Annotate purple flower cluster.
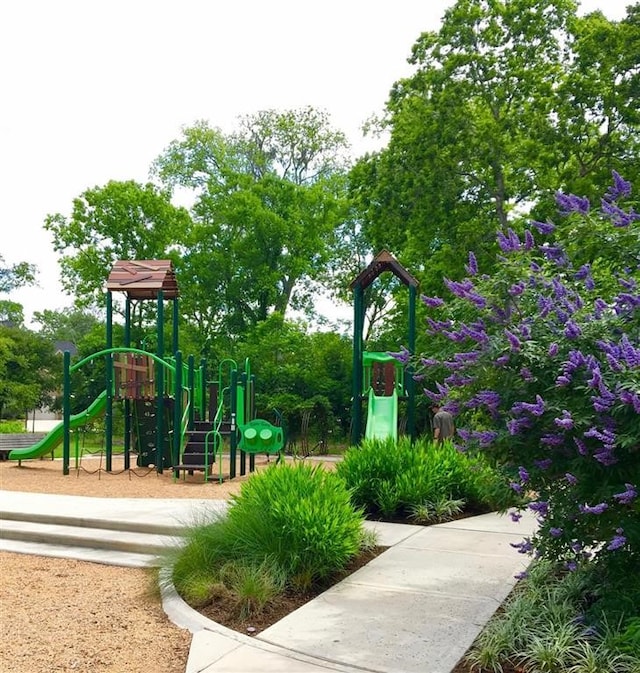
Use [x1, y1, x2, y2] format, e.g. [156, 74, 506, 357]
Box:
[556, 191, 590, 215]
[612, 483, 637, 505]
[600, 199, 640, 228]
[511, 395, 545, 417]
[579, 502, 608, 515]
[415, 171, 638, 566]
[605, 170, 632, 201]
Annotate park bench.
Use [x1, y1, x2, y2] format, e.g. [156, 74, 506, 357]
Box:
[0, 433, 49, 461]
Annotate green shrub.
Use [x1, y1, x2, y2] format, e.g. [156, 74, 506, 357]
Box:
[226, 461, 365, 589]
[336, 437, 515, 519]
[171, 462, 368, 603]
[615, 618, 640, 657]
[0, 420, 25, 433]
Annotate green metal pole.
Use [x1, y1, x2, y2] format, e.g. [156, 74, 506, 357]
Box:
[229, 369, 238, 479]
[248, 374, 256, 473]
[239, 372, 247, 476]
[172, 297, 179, 354]
[105, 291, 113, 472]
[187, 355, 195, 430]
[124, 298, 131, 470]
[408, 284, 417, 444]
[351, 286, 364, 446]
[63, 351, 71, 475]
[173, 350, 182, 475]
[156, 291, 165, 473]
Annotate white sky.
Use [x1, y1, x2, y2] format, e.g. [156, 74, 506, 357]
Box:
[0, 0, 630, 327]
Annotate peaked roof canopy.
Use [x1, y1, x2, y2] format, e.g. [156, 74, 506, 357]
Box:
[349, 249, 419, 291]
[106, 260, 179, 300]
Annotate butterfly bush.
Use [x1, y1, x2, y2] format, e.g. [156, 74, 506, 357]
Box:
[410, 171, 639, 571]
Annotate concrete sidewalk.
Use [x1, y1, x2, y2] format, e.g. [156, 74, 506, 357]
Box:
[0, 490, 537, 673]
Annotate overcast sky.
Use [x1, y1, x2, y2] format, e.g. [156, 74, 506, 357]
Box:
[0, 0, 631, 326]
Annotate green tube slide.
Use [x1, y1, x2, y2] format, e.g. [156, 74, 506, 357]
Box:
[8, 391, 108, 461]
[365, 388, 398, 442]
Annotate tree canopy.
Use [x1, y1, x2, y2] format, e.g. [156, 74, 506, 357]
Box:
[350, 0, 640, 301]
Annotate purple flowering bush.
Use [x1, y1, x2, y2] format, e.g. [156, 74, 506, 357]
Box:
[412, 171, 639, 581]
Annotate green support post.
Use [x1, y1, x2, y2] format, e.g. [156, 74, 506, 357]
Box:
[408, 284, 416, 444]
[124, 298, 131, 470]
[105, 291, 113, 472]
[229, 369, 238, 479]
[155, 291, 165, 472]
[63, 350, 71, 475]
[239, 372, 247, 476]
[173, 350, 182, 475]
[351, 285, 364, 446]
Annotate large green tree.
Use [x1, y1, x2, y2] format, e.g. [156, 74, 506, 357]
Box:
[0, 325, 59, 420]
[44, 180, 192, 313]
[152, 107, 352, 347]
[351, 0, 640, 300]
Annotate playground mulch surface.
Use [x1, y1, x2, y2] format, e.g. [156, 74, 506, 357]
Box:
[0, 454, 339, 673]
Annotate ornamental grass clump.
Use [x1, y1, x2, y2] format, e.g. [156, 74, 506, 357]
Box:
[464, 560, 639, 673]
[171, 461, 369, 613]
[336, 436, 514, 519]
[225, 461, 366, 590]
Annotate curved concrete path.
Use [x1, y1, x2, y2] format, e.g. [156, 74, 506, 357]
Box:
[0, 490, 537, 673]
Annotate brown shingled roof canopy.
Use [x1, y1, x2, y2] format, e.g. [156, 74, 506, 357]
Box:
[106, 260, 179, 300]
[349, 249, 418, 291]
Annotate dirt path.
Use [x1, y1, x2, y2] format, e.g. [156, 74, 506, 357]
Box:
[0, 454, 266, 673]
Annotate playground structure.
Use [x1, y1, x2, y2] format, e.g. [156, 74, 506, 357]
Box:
[6, 251, 420, 473]
[350, 250, 419, 445]
[6, 260, 284, 480]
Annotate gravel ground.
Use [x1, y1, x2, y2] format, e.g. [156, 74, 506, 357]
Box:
[0, 453, 279, 673]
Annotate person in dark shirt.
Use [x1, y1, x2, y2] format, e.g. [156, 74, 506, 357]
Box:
[431, 404, 455, 442]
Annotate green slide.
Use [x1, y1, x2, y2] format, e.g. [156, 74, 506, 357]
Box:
[8, 391, 108, 461]
[365, 388, 398, 442]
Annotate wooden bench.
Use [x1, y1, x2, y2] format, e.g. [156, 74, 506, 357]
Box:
[0, 433, 49, 460]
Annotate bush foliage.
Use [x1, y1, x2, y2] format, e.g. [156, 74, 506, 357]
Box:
[335, 437, 516, 518]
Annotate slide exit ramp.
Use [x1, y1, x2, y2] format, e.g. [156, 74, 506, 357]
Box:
[7, 392, 108, 462]
[365, 388, 398, 442]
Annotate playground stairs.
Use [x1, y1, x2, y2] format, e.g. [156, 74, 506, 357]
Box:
[173, 419, 230, 477]
[0, 498, 189, 567]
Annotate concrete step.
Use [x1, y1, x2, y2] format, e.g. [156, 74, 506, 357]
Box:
[0, 537, 161, 567]
[0, 501, 192, 567]
[0, 508, 185, 536]
[0, 518, 182, 555]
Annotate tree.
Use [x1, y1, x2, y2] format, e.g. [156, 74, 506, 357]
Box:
[0, 325, 59, 420]
[43, 180, 192, 313]
[33, 308, 102, 344]
[0, 254, 37, 295]
[0, 300, 25, 327]
[351, 0, 640, 299]
[152, 108, 352, 342]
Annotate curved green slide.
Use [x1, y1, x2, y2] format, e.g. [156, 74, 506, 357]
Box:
[365, 388, 398, 441]
[8, 391, 108, 461]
